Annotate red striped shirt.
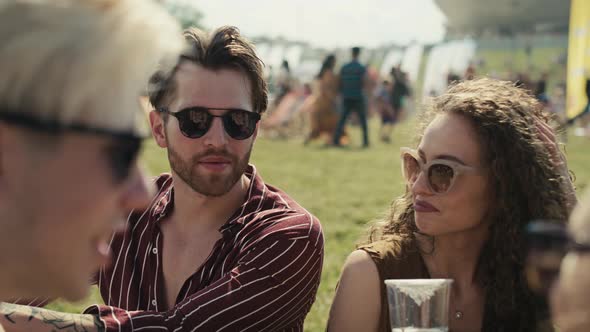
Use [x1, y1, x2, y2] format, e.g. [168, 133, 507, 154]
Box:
[84, 165, 324, 331]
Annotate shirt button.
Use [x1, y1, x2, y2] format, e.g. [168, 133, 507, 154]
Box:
[152, 248, 158, 254]
[151, 299, 157, 306]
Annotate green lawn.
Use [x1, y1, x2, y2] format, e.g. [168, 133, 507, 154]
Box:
[47, 118, 589, 331]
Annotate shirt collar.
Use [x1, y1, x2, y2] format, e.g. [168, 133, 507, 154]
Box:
[151, 182, 174, 222]
[220, 164, 265, 231]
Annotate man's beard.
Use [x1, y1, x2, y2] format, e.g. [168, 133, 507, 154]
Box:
[167, 144, 252, 197]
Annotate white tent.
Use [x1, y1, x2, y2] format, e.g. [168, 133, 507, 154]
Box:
[292, 59, 322, 85]
[255, 43, 272, 65]
[400, 43, 424, 83]
[283, 44, 304, 69]
[422, 39, 476, 98]
[267, 44, 287, 69]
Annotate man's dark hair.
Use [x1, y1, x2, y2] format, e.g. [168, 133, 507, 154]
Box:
[351, 47, 361, 58]
[149, 26, 268, 114]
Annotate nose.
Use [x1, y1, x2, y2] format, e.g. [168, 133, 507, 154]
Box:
[411, 170, 432, 197]
[203, 117, 228, 148]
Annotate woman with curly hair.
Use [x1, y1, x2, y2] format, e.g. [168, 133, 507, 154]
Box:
[327, 78, 577, 332]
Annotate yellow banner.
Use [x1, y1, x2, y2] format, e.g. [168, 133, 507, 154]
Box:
[567, 0, 590, 119]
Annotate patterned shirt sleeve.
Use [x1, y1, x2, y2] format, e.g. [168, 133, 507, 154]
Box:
[84, 212, 324, 332]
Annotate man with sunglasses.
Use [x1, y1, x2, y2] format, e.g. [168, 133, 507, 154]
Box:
[3, 26, 324, 332]
[85, 26, 323, 331]
[0, 0, 183, 330]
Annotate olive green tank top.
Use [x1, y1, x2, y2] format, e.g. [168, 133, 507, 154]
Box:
[357, 239, 556, 332]
[357, 239, 430, 332]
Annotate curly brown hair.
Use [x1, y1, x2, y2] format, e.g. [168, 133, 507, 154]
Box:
[367, 78, 570, 331]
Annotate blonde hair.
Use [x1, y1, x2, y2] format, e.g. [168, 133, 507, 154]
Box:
[0, 0, 183, 135]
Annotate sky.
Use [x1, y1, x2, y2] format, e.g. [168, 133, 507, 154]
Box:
[189, 0, 447, 48]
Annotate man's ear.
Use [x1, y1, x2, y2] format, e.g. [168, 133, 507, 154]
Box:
[149, 111, 168, 148]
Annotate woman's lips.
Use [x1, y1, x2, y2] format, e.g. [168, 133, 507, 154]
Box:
[414, 199, 439, 213]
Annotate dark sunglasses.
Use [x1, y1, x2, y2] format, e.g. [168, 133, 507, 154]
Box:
[400, 147, 481, 194]
[525, 220, 590, 295]
[0, 111, 143, 184]
[158, 107, 260, 140]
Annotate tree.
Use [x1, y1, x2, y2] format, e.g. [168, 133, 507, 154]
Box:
[160, 0, 204, 30]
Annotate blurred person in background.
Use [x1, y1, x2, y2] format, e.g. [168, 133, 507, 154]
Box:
[388, 66, 411, 141]
[303, 54, 342, 145]
[273, 59, 293, 108]
[2, 26, 324, 332]
[535, 72, 549, 103]
[333, 46, 369, 148]
[0, 0, 182, 330]
[515, 72, 535, 93]
[464, 62, 476, 80]
[447, 72, 462, 86]
[567, 75, 590, 136]
[328, 78, 576, 332]
[374, 80, 394, 143]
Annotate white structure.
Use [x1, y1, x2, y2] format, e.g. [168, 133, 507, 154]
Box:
[293, 59, 322, 84]
[422, 39, 476, 98]
[267, 44, 287, 69]
[400, 43, 424, 83]
[283, 44, 304, 69]
[255, 43, 272, 64]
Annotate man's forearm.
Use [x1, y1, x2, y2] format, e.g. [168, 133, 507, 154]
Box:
[0, 303, 104, 332]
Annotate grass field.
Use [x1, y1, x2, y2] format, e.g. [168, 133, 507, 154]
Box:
[47, 118, 590, 331]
